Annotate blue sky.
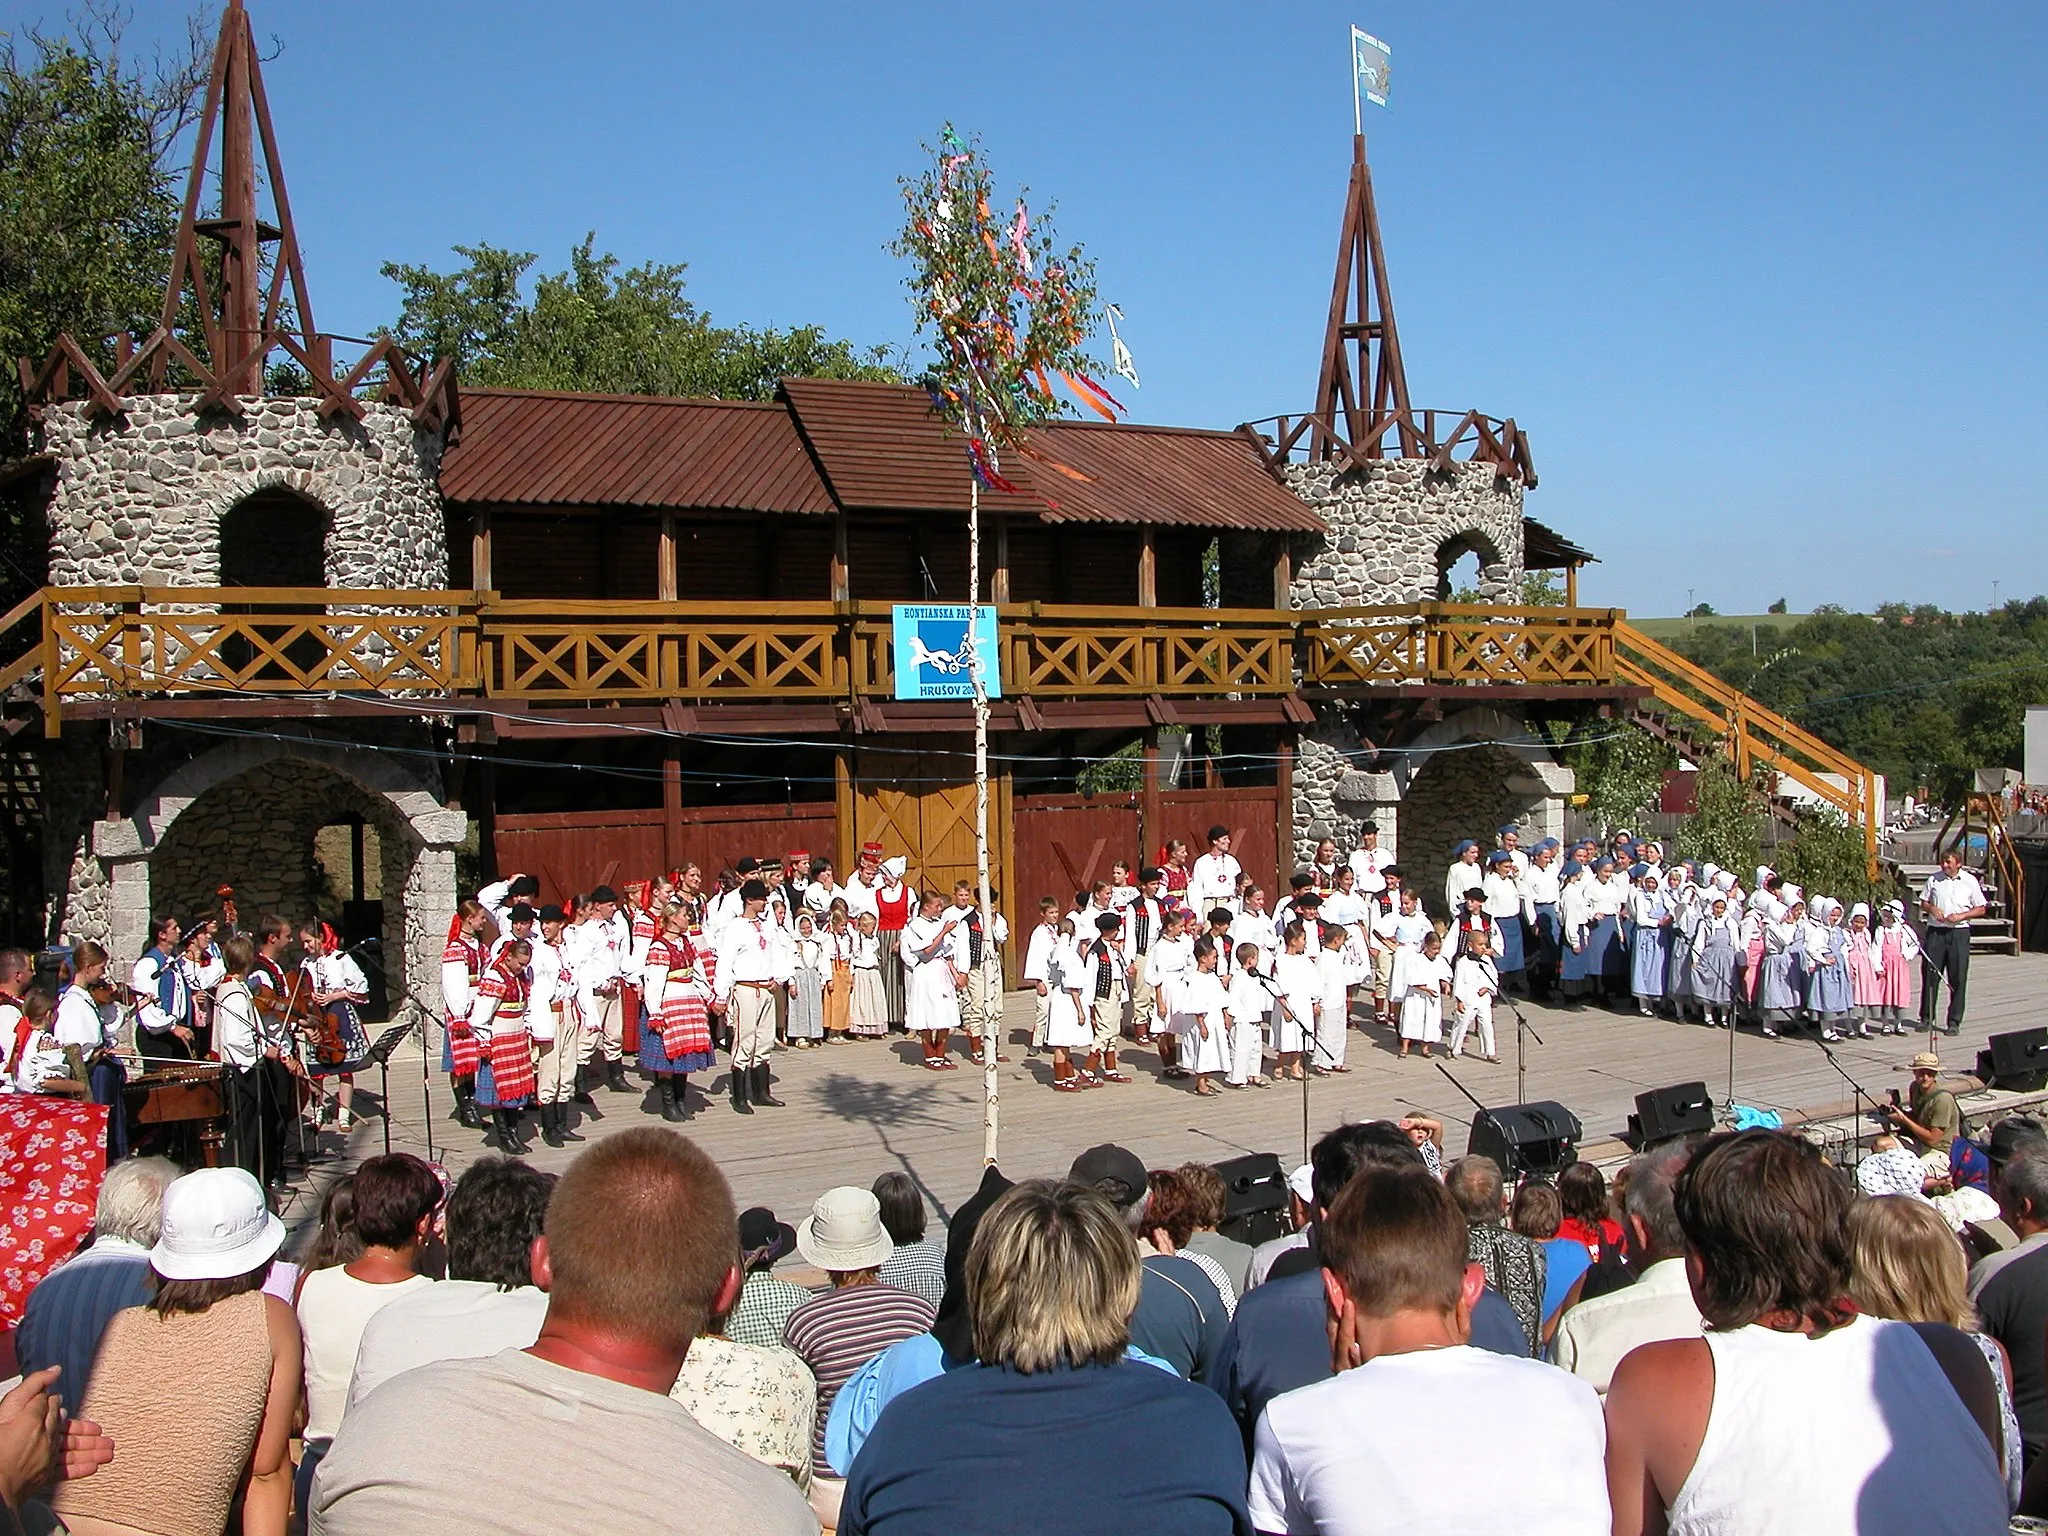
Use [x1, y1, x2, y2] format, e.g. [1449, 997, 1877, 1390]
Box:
[13, 1, 2045, 613]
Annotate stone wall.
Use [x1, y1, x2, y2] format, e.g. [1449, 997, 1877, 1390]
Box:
[41, 395, 447, 589]
[1285, 459, 1524, 608]
[1292, 710, 1397, 871]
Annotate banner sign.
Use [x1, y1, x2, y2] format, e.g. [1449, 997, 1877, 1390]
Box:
[892, 604, 1002, 701]
[1353, 26, 1392, 117]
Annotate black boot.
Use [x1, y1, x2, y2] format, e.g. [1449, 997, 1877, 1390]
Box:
[750, 1063, 785, 1109]
[493, 1107, 529, 1156]
[674, 1074, 693, 1121]
[730, 1066, 753, 1115]
[453, 1077, 481, 1130]
[605, 1060, 632, 1094]
[540, 1103, 564, 1148]
[557, 1102, 586, 1142]
[571, 1065, 596, 1107]
[658, 1075, 686, 1122]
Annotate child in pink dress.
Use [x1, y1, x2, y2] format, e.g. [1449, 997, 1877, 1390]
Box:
[1845, 903, 1883, 1039]
[1871, 899, 1920, 1035]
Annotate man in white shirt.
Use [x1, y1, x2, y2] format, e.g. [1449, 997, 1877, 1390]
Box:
[569, 886, 630, 1100]
[1346, 822, 1390, 896]
[947, 881, 1009, 1062]
[347, 1157, 554, 1409]
[1248, 1163, 1608, 1535]
[1189, 826, 1244, 916]
[1552, 1143, 1701, 1395]
[1919, 852, 1988, 1035]
[1019, 898, 1062, 1056]
[713, 879, 790, 1115]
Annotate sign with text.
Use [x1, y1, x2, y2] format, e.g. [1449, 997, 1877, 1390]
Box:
[892, 604, 1002, 701]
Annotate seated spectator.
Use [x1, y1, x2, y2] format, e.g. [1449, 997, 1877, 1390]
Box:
[1972, 1132, 2048, 1298]
[842, 1179, 1252, 1536]
[55, 1168, 300, 1536]
[672, 1292, 818, 1494]
[727, 1206, 813, 1349]
[1176, 1163, 1255, 1298]
[1604, 1130, 2005, 1535]
[1552, 1144, 1702, 1394]
[1244, 1164, 1315, 1289]
[1556, 1161, 1624, 1261]
[1973, 1147, 2048, 1462]
[16, 1156, 178, 1413]
[289, 1176, 362, 1304]
[1850, 1193, 2022, 1512]
[1510, 1179, 1590, 1344]
[873, 1171, 946, 1310]
[346, 1156, 555, 1408]
[1447, 1155, 1546, 1351]
[781, 1187, 935, 1502]
[1214, 1122, 1529, 1446]
[295, 1154, 441, 1516]
[1248, 1164, 1608, 1535]
[310, 1128, 815, 1534]
[1068, 1145, 1227, 1381]
[1143, 1168, 1238, 1314]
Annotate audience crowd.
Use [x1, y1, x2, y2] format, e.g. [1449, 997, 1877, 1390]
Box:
[3, 1106, 2046, 1534]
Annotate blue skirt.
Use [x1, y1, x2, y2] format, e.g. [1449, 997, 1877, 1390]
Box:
[1591, 915, 1627, 980]
[1560, 925, 1595, 983]
[473, 1055, 531, 1110]
[1495, 915, 1526, 974]
[639, 1032, 715, 1074]
[1631, 925, 1669, 996]
[1531, 905, 1561, 973]
[1807, 953, 1852, 1014]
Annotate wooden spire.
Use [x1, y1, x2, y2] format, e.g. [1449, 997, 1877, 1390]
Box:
[162, 0, 323, 395]
[1311, 135, 1417, 461]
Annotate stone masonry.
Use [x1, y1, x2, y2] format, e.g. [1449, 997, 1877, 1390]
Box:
[41, 395, 447, 589]
[1285, 459, 1523, 608]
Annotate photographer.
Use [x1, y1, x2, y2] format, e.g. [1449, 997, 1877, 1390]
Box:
[1883, 1051, 1961, 1169]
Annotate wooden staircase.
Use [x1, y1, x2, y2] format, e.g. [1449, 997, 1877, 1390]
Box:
[1918, 794, 2026, 955]
[1612, 621, 1882, 872]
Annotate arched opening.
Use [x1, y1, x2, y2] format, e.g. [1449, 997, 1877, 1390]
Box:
[218, 486, 330, 678]
[1435, 530, 1503, 603]
[1399, 741, 1538, 920]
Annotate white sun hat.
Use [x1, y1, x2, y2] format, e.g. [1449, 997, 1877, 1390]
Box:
[150, 1167, 286, 1282]
[795, 1186, 895, 1272]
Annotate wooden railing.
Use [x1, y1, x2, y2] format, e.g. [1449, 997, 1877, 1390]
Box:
[1302, 603, 1616, 687]
[1613, 621, 1881, 869]
[479, 601, 845, 700]
[1240, 407, 1536, 485]
[1936, 793, 2025, 935]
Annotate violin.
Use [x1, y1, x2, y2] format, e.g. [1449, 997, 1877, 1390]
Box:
[260, 978, 350, 1066]
[84, 978, 118, 1007]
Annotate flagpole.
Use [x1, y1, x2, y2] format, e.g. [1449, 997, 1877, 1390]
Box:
[969, 466, 999, 1167]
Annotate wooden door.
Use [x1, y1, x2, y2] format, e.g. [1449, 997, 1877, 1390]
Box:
[854, 747, 1016, 980]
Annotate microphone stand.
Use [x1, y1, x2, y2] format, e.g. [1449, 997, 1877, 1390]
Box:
[350, 943, 438, 1165]
[1504, 998, 1543, 1107]
[1433, 1058, 1510, 1164]
[1812, 1035, 1880, 1162]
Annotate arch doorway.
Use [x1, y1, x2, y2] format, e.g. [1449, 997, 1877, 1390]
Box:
[1400, 741, 1541, 921]
[1434, 529, 1508, 604]
[219, 486, 330, 678]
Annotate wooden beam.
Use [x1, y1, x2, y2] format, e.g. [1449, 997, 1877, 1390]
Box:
[471, 508, 492, 593]
[658, 514, 678, 603]
[662, 739, 684, 871]
[1141, 727, 1162, 864]
[1272, 538, 1292, 610]
[1138, 526, 1157, 608]
[835, 747, 855, 883]
[1566, 562, 1580, 608]
[831, 511, 850, 604]
[1275, 731, 1295, 884]
[990, 519, 1010, 605]
[476, 754, 500, 885]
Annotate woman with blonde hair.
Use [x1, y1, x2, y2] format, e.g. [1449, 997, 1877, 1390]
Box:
[1848, 1194, 2021, 1511]
[838, 1179, 1249, 1535]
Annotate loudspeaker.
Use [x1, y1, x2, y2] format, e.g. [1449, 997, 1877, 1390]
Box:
[1987, 1028, 2048, 1092]
[1212, 1152, 1291, 1247]
[1466, 1101, 1583, 1180]
[1630, 1081, 1715, 1147]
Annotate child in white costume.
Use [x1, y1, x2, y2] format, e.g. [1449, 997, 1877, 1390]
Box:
[1449, 929, 1501, 1062]
[1393, 930, 1452, 1060]
[1173, 938, 1232, 1096]
[1269, 923, 1321, 1082]
[1226, 942, 1272, 1087]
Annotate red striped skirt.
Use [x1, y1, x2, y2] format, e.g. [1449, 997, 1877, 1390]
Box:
[481, 1028, 536, 1105]
[660, 988, 711, 1062]
[446, 1015, 480, 1077]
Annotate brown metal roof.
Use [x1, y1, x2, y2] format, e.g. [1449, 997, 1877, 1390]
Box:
[776, 377, 1045, 516]
[439, 388, 833, 513]
[1025, 420, 1324, 533]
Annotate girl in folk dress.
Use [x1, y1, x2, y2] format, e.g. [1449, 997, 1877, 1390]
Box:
[1044, 920, 1095, 1092]
[639, 902, 715, 1122]
[1174, 938, 1233, 1098]
[1689, 894, 1741, 1028]
[1629, 865, 1672, 1017]
[1270, 923, 1321, 1083]
[1226, 941, 1271, 1088]
[1145, 910, 1195, 1080]
[785, 912, 825, 1048]
[849, 912, 887, 1038]
[1873, 900, 1922, 1034]
[1758, 897, 1806, 1038]
[821, 904, 854, 1040]
[902, 891, 964, 1070]
[1556, 863, 1597, 1005]
[299, 920, 372, 1132]
[1665, 867, 1702, 1022]
[1393, 929, 1453, 1061]
[1845, 902, 1883, 1038]
[873, 858, 915, 1029]
[471, 938, 537, 1155]
[1802, 895, 1851, 1042]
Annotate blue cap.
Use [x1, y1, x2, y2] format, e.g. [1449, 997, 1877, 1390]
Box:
[1593, 856, 1616, 872]
[1496, 823, 1520, 837]
[1451, 838, 1477, 856]
[1535, 837, 1560, 853]
[1485, 849, 1513, 866]
[1630, 863, 1653, 881]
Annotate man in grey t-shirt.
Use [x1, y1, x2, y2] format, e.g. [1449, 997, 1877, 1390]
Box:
[312, 1130, 816, 1535]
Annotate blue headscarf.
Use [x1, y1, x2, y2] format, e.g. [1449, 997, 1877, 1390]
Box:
[1451, 839, 1478, 858]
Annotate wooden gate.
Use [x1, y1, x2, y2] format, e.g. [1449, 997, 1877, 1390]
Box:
[1012, 793, 1141, 909]
[496, 802, 835, 906]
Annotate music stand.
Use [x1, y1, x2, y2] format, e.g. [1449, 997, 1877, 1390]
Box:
[364, 1021, 418, 1158]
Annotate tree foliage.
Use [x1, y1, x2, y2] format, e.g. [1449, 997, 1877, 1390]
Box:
[1565, 721, 1674, 834]
[1677, 752, 1765, 879]
[1667, 601, 2048, 805]
[380, 236, 903, 401]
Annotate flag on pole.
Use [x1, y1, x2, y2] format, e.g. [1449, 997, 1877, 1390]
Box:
[1352, 26, 1392, 123]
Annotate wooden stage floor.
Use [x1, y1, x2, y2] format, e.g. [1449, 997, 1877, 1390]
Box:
[284, 951, 2048, 1235]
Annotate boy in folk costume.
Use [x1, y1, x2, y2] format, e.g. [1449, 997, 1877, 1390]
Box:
[1311, 922, 1360, 1075]
[640, 900, 716, 1122]
[470, 937, 537, 1155]
[949, 880, 1009, 1064]
[1270, 923, 1321, 1082]
[1872, 900, 1921, 1034]
[1083, 912, 1132, 1084]
[299, 920, 371, 1131]
[1366, 867, 1409, 1025]
[440, 900, 493, 1131]
[714, 878, 792, 1113]
[1226, 941, 1273, 1087]
[1121, 869, 1169, 1044]
[529, 904, 585, 1147]
[1450, 884, 1502, 965]
[1044, 918, 1095, 1092]
[1449, 927, 1501, 1063]
[1020, 897, 1062, 1056]
[1392, 929, 1452, 1061]
[1173, 937, 1232, 1098]
[1145, 908, 1195, 1079]
[848, 911, 887, 1038]
[566, 884, 631, 1097]
[902, 890, 966, 1072]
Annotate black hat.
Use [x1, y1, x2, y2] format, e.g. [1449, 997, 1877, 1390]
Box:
[507, 903, 536, 926]
[506, 875, 540, 899]
[735, 857, 761, 876]
[1139, 867, 1165, 884]
[538, 904, 566, 924]
[737, 1206, 797, 1268]
[740, 878, 770, 903]
[1361, 821, 1379, 835]
[1069, 1144, 1148, 1209]
[1095, 912, 1122, 933]
[1988, 1116, 2048, 1170]
[589, 884, 619, 905]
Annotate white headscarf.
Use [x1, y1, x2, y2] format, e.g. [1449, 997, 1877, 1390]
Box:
[881, 855, 907, 881]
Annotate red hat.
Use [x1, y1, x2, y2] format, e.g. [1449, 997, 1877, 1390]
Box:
[787, 849, 810, 861]
[860, 842, 884, 857]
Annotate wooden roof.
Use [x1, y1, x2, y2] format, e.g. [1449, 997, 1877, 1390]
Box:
[438, 378, 1327, 534]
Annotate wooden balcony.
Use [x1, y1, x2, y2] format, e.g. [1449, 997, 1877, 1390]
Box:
[0, 587, 1639, 733]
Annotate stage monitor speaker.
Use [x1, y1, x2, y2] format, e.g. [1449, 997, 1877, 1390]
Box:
[1212, 1152, 1291, 1248]
[1466, 1101, 1583, 1180]
[1631, 1081, 1715, 1147]
[1987, 1028, 2048, 1092]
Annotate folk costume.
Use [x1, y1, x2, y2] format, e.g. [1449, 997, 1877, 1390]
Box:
[715, 907, 791, 1113]
[470, 953, 537, 1154]
[848, 925, 887, 1038]
[1449, 949, 1500, 1062]
[440, 918, 488, 1128]
[640, 926, 715, 1122]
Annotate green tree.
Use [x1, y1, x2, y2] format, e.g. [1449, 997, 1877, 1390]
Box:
[1565, 722, 1674, 833]
[1767, 598, 1789, 614]
[1686, 601, 1716, 618]
[381, 236, 903, 400]
[1676, 752, 1764, 877]
[1777, 804, 1884, 910]
[1520, 570, 1566, 606]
